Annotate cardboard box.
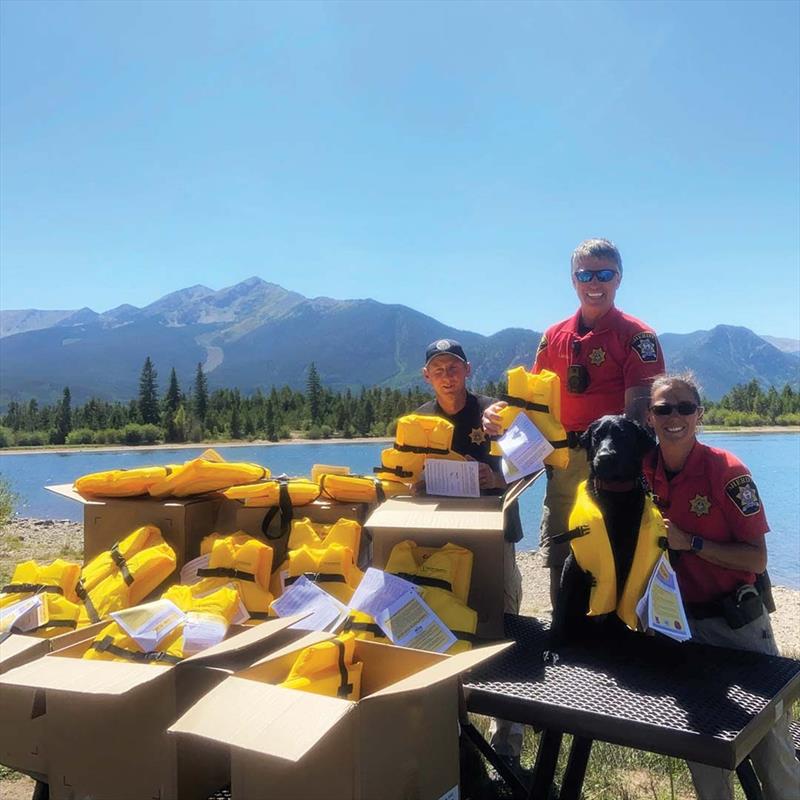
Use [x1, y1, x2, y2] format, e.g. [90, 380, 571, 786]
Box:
[0, 616, 305, 799]
[46, 483, 222, 572]
[169, 635, 509, 800]
[365, 474, 541, 638]
[0, 623, 105, 778]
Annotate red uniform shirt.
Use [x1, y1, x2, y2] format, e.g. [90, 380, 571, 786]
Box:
[643, 441, 769, 604]
[533, 306, 664, 433]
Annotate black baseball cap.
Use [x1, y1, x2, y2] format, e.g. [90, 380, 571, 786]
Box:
[424, 338, 468, 367]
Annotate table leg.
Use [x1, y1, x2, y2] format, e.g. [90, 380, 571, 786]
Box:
[559, 736, 593, 800]
[529, 729, 563, 800]
[460, 722, 530, 799]
[736, 758, 765, 800]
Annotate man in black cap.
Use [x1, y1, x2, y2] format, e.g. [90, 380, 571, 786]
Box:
[417, 338, 525, 767]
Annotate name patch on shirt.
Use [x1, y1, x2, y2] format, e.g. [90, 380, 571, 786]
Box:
[725, 475, 762, 516]
[631, 331, 659, 362]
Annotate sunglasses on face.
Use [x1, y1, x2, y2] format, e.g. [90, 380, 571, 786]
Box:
[650, 402, 701, 416]
[573, 268, 618, 283]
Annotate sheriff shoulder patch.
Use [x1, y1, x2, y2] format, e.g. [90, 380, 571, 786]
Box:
[631, 331, 659, 362]
[725, 474, 762, 516]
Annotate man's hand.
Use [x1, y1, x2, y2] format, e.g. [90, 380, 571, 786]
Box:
[482, 401, 507, 437]
[410, 479, 426, 496]
[664, 519, 691, 551]
[466, 455, 501, 490]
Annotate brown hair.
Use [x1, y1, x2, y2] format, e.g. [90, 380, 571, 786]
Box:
[650, 372, 703, 406]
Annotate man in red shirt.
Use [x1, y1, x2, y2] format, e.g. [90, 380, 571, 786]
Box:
[485, 238, 665, 606]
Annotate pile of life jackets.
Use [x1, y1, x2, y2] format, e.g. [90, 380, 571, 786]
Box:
[488, 367, 569, 469]
[318, 472, 407, 504]
[74, 449, 269, 499]
[270, 517, 364, 604]
[372, 414, 464, 488]
[279, 633, 362, 700]
[84, 584, 240, 665]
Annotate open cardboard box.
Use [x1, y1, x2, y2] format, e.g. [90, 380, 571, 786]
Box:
[0, 615, 306, 800]
[0, 623, 105, 778]
[365, 472, 543, 639]
[169, 634, 510, 800]
[46, 483, 222, 572]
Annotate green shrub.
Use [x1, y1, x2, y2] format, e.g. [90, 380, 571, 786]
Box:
[122, 423, 162, 445]
[0, 475, 16, 526]
[0, 427, 14, 448]
[93, 428, 124, 444]
[66, 428, 95, 445]
[15, 430, 51, 446]
[776, 413, 800, 426]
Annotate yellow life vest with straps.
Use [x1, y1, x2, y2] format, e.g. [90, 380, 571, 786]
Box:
[279, 633, 363, 700]
[340, 610, 387, 642]
[318, 473, 406, 504]
[288, 517, 362, 558]
[77, 542, 177, 625]
[74, 466, 171, 498]
[488, 367, 569, 469]
[567, 481, 666, 630]
[80, 525, 165, 594]
[0, 559, 82, 637]
[148, 449, 269, 498]
[195, 533, 274, 617]
[276, 543, 363, 603]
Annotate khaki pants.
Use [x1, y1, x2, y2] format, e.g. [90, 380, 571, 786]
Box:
[687, 613, 800, 800]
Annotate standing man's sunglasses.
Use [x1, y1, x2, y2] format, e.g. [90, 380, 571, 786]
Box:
[650, 402, 701, 416]
[573, 269, 619, 283]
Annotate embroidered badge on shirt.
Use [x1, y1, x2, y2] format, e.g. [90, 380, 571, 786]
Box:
[631, 331, 659, 363]
[689, 494, 711, 516]
[725, 475, 762, 516]
[588, 347, 606, 367]
[469, 427, 486, 445]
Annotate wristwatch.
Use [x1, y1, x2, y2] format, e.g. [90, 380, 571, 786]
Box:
[690, 535, 705, 552]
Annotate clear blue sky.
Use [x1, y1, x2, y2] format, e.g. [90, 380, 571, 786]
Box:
[1, 0, 798, 338]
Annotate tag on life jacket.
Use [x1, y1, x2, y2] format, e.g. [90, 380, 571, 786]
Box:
[375, 590, 457, 654]
[180, 554, 211, 585]
[111, 599, 186, 651]
[0, 595, 47, 633]
[182, 612, 229, 655]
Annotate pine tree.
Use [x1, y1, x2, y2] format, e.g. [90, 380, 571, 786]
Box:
[307, 362, 323, 425]
[230, 390, 242, 439]
[162, 368, 182, 442]
[193, 363, 208, 429]
[55, 387, 72, 444]
[138, 357, 160, 425]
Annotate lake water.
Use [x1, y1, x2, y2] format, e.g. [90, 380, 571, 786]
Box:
[1, 433, 798, 587]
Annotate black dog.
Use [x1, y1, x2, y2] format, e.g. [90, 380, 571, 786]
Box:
[550, 415, 657, 648]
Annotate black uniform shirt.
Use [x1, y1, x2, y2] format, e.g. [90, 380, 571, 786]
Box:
[415, 392, 523, 543]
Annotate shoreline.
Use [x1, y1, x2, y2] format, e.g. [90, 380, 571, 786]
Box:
[1, 427, 797, 456]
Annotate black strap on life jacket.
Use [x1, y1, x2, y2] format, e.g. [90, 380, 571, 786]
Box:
[261, 479, 294, 541]
[342, 617, 384, 638]
[1, 583, 64, 595]
[197, 567, 256, 582]
[392, 572, 453, 593]
[75, 579, 101, 624]
[393, 443, 450, 456]
[110, 543, 135, 586]
[550, 525, 591, 546]
[27, 619, 78, 633]
[334, 638, 354, 699]
[373, 464, 413, 479]
[453, 629, 480, 645]
[501, 394, 551, 414]
[320, 474, 386, 504]
[285, 572, 347, 586]
[91, 635, 183, 665]
[248, 611, 271, 620]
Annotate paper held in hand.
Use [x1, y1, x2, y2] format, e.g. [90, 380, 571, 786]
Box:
[636, 553, 692, 642]
[497, 411, 554, 481]
[424, 458, 480, 498]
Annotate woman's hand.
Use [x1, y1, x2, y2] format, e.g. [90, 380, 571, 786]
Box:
[482, 401, 508, 437]
[665, 519, 692, 551]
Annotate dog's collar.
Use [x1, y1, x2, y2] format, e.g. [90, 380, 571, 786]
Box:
[593, 478, 639, 492]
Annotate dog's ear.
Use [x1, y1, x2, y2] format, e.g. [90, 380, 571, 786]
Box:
[633, 421, 656, 456]
[578, 428, 593, 456]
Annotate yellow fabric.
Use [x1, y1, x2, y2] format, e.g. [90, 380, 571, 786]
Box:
[341, 610, 386, 642]
[373, 447, 426, 484]
[319, 473, 406, 504]
[394, 414, 454, 454]
[277, 543, 363, 603]
[279, 634, 362, 700]
[223, 478, 320, 507]
[77, 542, 177, 625]
[288, 518, 362, 557]
[80, 525, 164, 594]
[488, 367, 569, 469]
[1, 559, 82, 606]
[568, 481, 665, 629]
[384, 541, 473, 604]
[75, 466, 171, 498]
[149, 449, 269, 498]
[420, 587, 477, 654]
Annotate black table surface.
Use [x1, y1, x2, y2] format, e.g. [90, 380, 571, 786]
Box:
[464, 614, 800, 770]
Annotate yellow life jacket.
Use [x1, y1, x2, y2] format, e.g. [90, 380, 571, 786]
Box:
[419, 587, 478, 654]
[318, 473, 406, 504]
[83, 621, 184, 665]
[80, 525, 165, 594]
[74, 466, 171, 498]
[77, 542, 177, 625]
[341, 610, 386, 642]
[372, 448, 466, 486]
[0, 559, 83, 637]
[488, 367, 569, 469]
[194, 533, 274, 616]
[288, 518, 362, 558]
[278, 543, 363, 603]
[384, 541, 473, 604]
[279, 634, 362, 700]
[223, 477, 320, 507]
[568, 481, 666, 630]
[161, 584, 241, 622]
[148, 449, 269, 498]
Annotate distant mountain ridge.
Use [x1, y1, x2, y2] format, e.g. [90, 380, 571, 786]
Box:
[1, 278, 798, 406]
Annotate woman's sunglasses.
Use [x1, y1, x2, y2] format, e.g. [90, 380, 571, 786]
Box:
[650, 402, 701, 416]
[574, 268, 618, 283]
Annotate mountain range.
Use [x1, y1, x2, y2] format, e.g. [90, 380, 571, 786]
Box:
[1, 278, 798, 406]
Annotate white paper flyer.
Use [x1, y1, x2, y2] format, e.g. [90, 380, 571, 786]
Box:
[497, 411, 554, 478]
[375, 589, 457, 653]
[348, 568, 420, 618]
[110, 599, 186, 651]
[271, 575, 349, 632]
[0, 595, 47, 634]
[424, 458, 480, 498]
[640, 554, 691, 642]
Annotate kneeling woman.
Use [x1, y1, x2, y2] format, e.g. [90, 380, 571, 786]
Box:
[644, 372, 799, 800]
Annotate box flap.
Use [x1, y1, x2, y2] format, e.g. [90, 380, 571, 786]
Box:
[365, 642, 513, 701]
[181, 614, 308, 666]
[45, 483, 94, 505]
[169, 677, 352, 761]
[502, 468, 545, 510]
[0, 653, 167, 695]
[365, 497, 504, 532]
[0, 634, 49, 671]
[244, 630, 333, 671]
[45, 483, 216, 508]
